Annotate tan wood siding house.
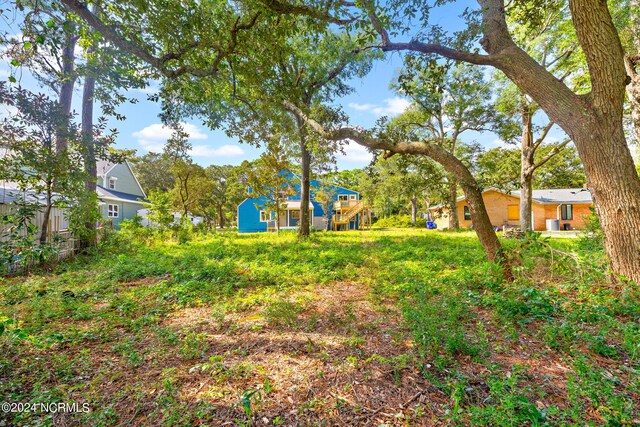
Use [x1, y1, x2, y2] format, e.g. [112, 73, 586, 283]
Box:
[431, 188, 593, 231]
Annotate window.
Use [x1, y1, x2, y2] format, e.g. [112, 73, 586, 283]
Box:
[507, 205, 520, 221]
[349, 195, 357, 200]
[108, 204, 119, 218]
[338, 195, 349, 201]
[108, 178, 116, 190]
[463, 206, 471, 220]
[561, 204, 573, 220]
[259, 210, 269, 222]
[291, 210, 300, 220]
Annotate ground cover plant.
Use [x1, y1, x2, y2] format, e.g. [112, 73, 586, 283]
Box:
[0, 229, 638, 426]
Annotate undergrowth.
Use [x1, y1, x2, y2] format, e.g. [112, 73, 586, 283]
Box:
[0, 229, 637, 426]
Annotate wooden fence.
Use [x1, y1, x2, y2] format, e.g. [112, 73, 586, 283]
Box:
[1, 229, 80, 275]
[0, 204, 70, 241]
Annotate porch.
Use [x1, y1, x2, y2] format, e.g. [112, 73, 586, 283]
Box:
[265, 201, 314, 232]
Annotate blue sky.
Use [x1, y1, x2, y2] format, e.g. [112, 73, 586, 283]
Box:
[0, 1, 572, 171]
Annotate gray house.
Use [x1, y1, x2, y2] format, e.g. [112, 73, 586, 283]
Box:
[1, 144, 146, 233]
[96, 160, 146, 228]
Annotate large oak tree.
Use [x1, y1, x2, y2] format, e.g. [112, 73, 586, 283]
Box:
[344, 0, 640, 282]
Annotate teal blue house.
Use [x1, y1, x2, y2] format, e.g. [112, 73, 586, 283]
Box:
[237, 175, 369, 233]
[96, 160, 146, 228]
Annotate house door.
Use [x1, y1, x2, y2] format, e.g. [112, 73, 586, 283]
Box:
[289, 210, 300, 227]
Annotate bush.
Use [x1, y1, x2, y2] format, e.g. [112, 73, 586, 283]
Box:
[373, 214, 419, 228]
[175, 224, 194, 244]
[577, 207, 603, 251]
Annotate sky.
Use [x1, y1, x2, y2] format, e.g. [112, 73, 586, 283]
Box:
[0, 1, 568, 171]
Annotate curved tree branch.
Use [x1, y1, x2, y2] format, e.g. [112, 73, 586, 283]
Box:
[379, 40, 498, 66]
[59, 0, 260, 79]
[361, 0, 498, 66]
[365, 0, 589, 137]
[532, 121, 555, 151]
[530, 137, 571, 173]
[258, 0, 355, 24]
[283, 101, 476, 184]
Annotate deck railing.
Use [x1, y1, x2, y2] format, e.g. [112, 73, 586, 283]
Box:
[333, 200, 360, 210]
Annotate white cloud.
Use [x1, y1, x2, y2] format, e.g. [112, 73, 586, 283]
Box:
[136, 84, 160, 95]
[487, 138, 506, 147]
[0, 105, 18, 120]
[191, 144, 244, 158]
[337, 140, 374, 164]
[348, 96, 410, 117]
[132, 122, 244, 159]
[133, 122, 208, 152]
[134, 79, 161, 96]
[349, 102, 376, 112]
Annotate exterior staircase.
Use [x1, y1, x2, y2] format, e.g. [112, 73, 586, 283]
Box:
[332, 200, 368, 230]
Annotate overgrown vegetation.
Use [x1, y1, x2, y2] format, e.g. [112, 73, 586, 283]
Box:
[1, 229, 636, 426]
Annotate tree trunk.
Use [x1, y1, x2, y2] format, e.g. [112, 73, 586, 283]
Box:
[625, 0, 640, 142]
[575, 123, 640, 282]
[297, 118, 311, 238]
[56, 29, 77, 153]
[411, 194, 417, 225]
[447, 177, 459, 229]
[218, 205, 225, 228]
[461, 182, 512, 281]
[489, 0, 640, 282]
[520, 171, 533, 231]
[520, 102, 535, 231]
[566, 1, 640, 282]
[364, 0, 640, 281]
[81, 63, 97, 248]
[39, 190, 53, 244]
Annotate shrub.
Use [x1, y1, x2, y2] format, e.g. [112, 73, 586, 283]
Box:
[373, 214, 419, 228]
[577, 207, 603, 251]
[175, 223, 194, 244]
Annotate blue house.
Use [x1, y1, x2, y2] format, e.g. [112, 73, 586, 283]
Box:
[237, 175, 370, 233]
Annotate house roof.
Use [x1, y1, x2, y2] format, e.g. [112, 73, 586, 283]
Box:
[516, 188, 593, 204]
[430, 187, 593, 210]
[282, 200, 315, 210]
[97, 185, 146, 204]
[96, 159, 147, 198]
[96, 160, 117, 177]
[0, 187, 66, 205]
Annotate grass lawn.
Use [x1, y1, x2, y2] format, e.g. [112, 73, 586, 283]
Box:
[0, 229, 638, 426]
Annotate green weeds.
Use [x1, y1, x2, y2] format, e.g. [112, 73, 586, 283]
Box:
[0, 229, 637, 426]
